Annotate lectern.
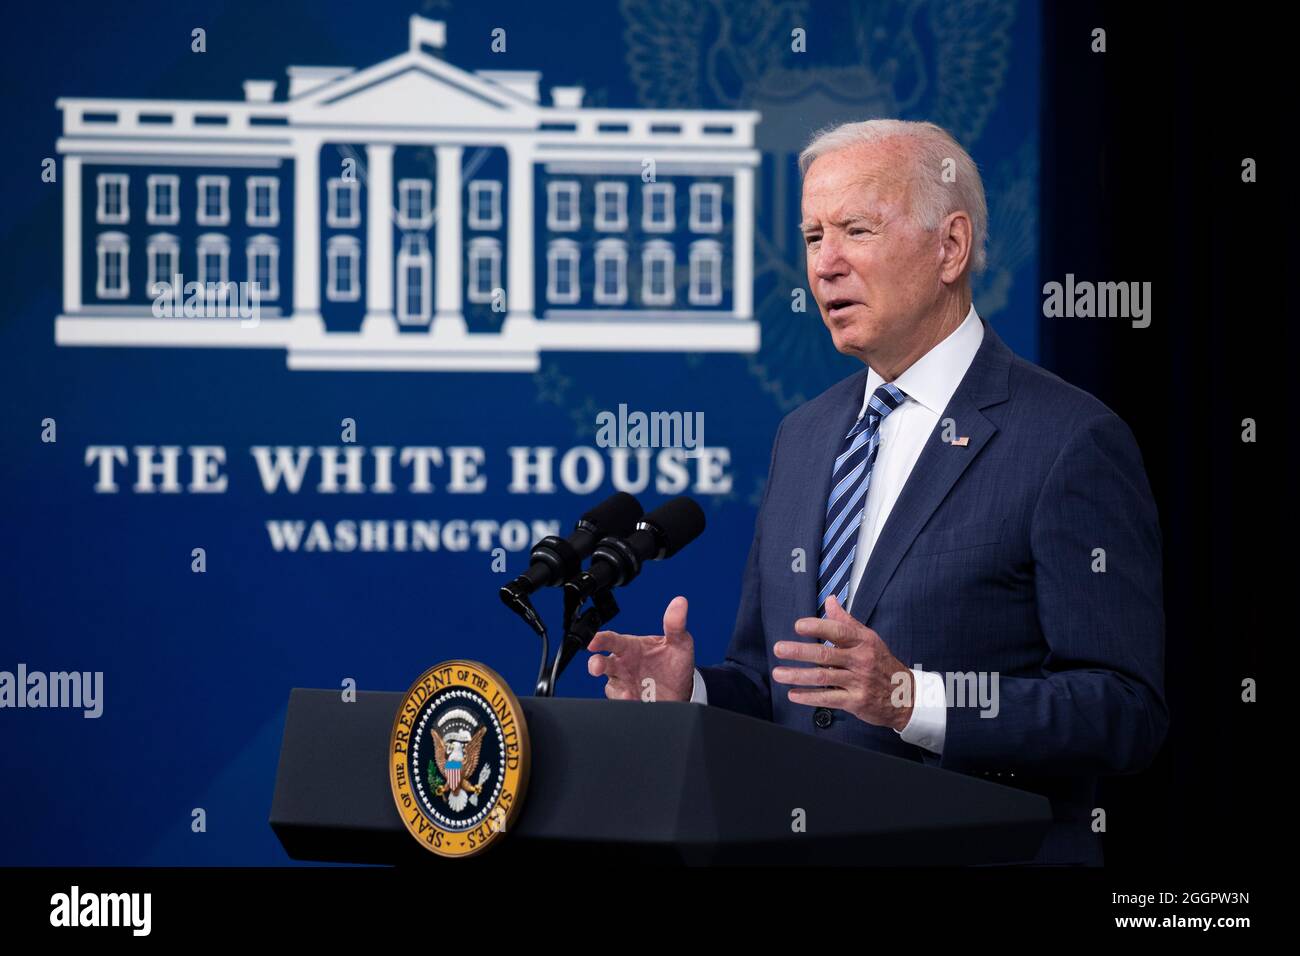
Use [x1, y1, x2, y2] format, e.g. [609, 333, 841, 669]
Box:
[270, 688, 1050, 865]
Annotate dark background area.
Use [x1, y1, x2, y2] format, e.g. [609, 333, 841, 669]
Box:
[1041, 2, 1271, 867]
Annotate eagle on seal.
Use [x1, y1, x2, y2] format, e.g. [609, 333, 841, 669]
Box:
[432, 724, 489, 812]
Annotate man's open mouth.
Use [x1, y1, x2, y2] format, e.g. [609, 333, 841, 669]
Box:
[826, 299, 859, 315]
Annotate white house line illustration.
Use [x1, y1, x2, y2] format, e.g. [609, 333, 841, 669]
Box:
[55, 15, 761, 371]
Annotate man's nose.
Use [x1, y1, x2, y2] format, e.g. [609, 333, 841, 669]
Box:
[811, 235, 847, 279]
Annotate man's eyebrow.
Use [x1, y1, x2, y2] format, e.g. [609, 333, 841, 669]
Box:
[835, 210, 882, 225]
[798, 211, 879, 232]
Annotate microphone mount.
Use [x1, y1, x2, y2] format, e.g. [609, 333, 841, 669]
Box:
[535, 587, 620, 697]
[501, 496, 703, 697]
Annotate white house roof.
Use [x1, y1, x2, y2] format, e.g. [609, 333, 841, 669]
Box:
[286, 66, 356, 100]
[55, 15, 760, 157]
[290, 47, 535, 125]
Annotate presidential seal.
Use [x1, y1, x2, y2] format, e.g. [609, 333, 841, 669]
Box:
[389, 660, 530, 858]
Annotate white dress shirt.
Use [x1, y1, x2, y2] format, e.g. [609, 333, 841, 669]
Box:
[690, 304, 986, 757]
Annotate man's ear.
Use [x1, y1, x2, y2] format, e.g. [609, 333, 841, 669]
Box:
[939, 210, 973, 283]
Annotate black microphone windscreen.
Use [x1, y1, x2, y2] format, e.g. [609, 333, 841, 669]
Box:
[642, 497, 706, 558]
[581, 492, 643, 537]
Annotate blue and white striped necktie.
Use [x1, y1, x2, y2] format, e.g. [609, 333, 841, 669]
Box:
[817, 382, 907, 619]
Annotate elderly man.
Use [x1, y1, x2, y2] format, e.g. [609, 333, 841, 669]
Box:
[587, 119, 1168, 866]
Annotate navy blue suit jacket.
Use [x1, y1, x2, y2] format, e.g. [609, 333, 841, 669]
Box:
[700, 317, 1169, 865]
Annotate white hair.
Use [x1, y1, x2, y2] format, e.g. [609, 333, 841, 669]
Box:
[798, 119, 988, 276]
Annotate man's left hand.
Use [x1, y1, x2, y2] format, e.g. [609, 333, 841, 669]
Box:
[772, 595, 915, 731]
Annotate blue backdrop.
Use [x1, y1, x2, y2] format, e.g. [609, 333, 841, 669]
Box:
[0, 0, 1039, 864]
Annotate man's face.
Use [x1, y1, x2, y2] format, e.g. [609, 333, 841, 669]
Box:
[800, 142, 944, 361]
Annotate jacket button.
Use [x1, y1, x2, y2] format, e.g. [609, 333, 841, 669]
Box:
[813, 708, 833, 729]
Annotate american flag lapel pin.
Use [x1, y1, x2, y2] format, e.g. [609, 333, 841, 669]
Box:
[951, 436, 970, 447]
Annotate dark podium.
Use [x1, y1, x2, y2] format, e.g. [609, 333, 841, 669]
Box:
[271, 688, 1050, 865]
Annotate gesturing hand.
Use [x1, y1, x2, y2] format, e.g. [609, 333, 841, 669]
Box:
[586, 595, 696, 702]
[771, 595, 916, 730]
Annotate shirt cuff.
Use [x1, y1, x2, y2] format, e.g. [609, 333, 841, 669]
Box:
[896, 667, 946, 754]
[689, 668, 708, 704]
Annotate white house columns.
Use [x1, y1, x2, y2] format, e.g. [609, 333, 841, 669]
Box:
[362, 143, 394, 334]
[503, 140, 535, 333]
[63, 155, 82, 314]
[732, 165, 754, 320]
[433, 144, 465, 336]
[292, 136, 323, 332]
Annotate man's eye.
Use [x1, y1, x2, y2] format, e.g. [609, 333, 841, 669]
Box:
[804, 235, 821, 246]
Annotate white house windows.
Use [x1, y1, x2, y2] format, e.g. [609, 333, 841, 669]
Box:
[546, 239, 580, 305]
[96, 174, 129, 225]
[327, 235, 361, 303]
[596, 182, 628, 231]
[81, 164, 734, 316]
[246, 176, 279, 227]
[690, 182, 723, 233]
[327, 178, 360, 228]
[397, 178, 433, 230]
[689, 239, 723, 305]
[246, 235, 280, 301]
[642, 182, 675, 233]
[396, 234, 431, 322]
[468, 180, 502, 230]
[197, 176, 230, 226]
[594, 238, 628, 305]
[641, 240, 675, 306]
[95, 232, 129, 299]
[467, 237, 502, 304]
[146, 233, 178, 295]
[146, 175, 178, 226]
[531, 174, 739, 313]
[547, 181, 580, 231]
[197, 234, 230, 285]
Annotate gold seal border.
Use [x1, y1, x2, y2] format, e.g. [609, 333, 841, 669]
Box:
[388, 659, 531, 859]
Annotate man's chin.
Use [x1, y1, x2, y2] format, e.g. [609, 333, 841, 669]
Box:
[829, 331, 870, 359]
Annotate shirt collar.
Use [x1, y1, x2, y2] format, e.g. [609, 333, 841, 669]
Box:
[859, 303, 985, 418]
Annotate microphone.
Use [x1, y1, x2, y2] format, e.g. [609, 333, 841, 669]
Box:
[564, 496, 706, 604]
[500, 492, 643, 603]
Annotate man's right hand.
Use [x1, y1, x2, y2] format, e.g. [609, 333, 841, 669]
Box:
[586, 595, 696, 701]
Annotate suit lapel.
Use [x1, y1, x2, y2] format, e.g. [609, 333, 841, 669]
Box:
[846, 318, 1013, 627]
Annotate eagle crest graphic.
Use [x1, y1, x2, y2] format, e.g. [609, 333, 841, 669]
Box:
[431, 725, 491, 813]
